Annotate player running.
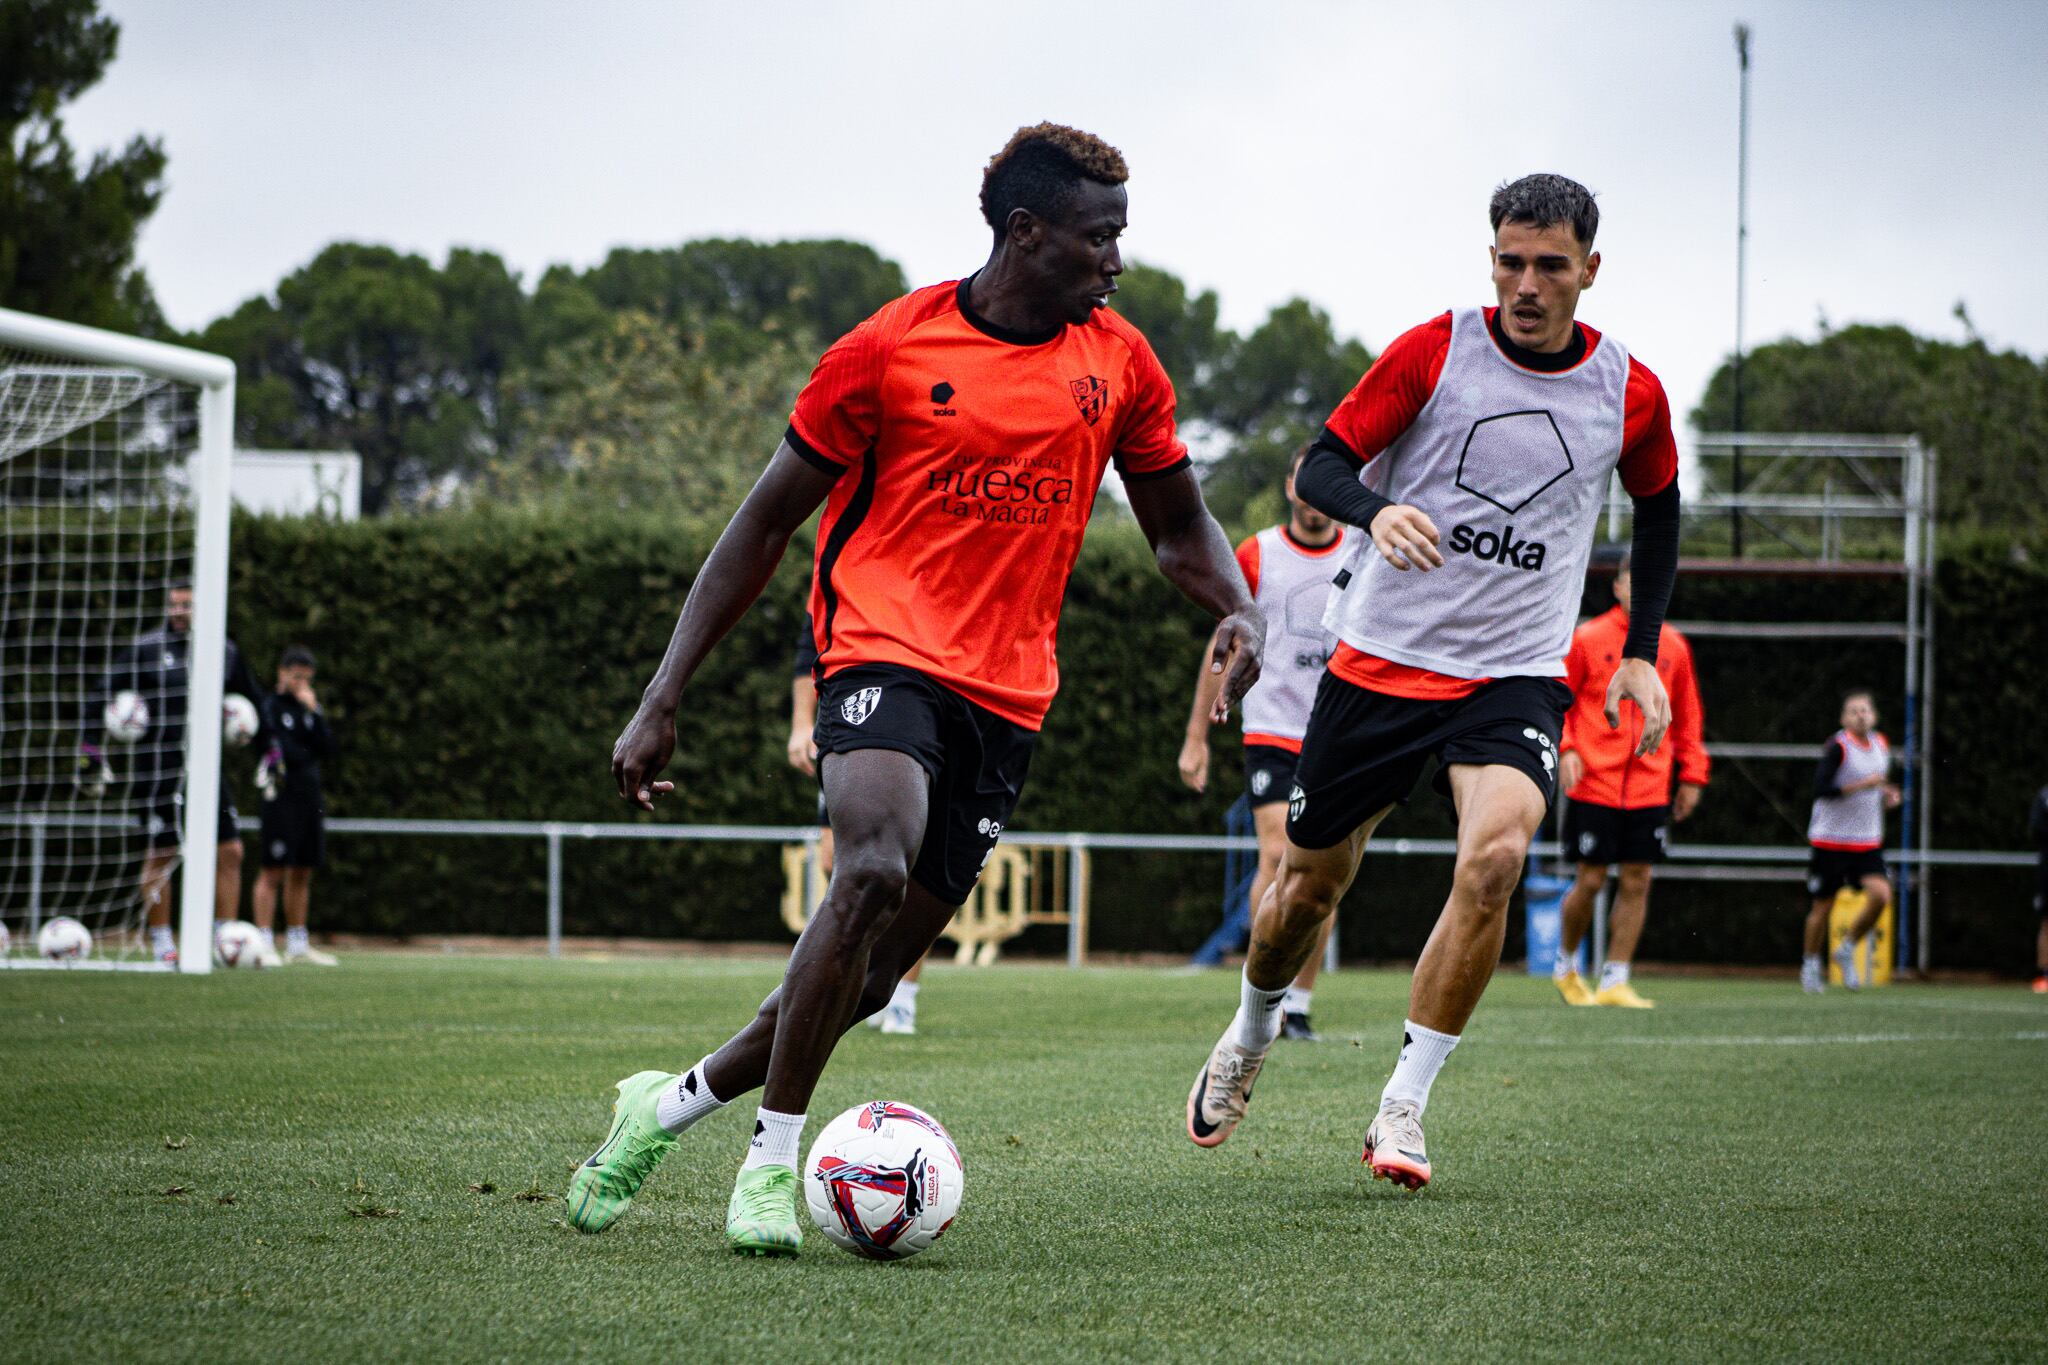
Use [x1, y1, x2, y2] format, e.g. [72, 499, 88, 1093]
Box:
[79, 581, 267, 965]
[1552, 549, 1708, 1009]
[1800, 690, 1900, 993]
[1184, 174, 1681, 1189]
[1179, 445, 1353, 1039]
[571, 123, 1262, 1254]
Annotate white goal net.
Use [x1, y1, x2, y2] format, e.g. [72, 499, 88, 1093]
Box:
[0, 308, 235, 972]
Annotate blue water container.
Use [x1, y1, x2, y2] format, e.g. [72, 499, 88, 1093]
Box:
[1522, 868, 1584, 977]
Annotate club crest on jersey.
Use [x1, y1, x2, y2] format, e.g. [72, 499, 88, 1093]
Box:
[841, 686, 882, 726]
[1288, 784, 1307, 822]
[1068, 375, 1108, 427]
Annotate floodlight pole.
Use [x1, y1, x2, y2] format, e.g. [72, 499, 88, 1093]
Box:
[1731, 22, 1752, 558]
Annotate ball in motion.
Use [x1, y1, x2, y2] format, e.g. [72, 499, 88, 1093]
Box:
[36, 916, 93, 961]
[104, 690, 150, 743]
[222, 695, 259, 747]
[804, 1100, 964, 1260]
[212, 919, 267, 968]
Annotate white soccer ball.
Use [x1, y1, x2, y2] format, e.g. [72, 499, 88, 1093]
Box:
[222, 694, 259, 747]
[804, 1101, 964, 1261]
[37, 916, 93, 961]
[104, 690, 150, 743]
[213, 919, 268, 969]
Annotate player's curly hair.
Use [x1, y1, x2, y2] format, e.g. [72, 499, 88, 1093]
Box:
[979, 123, 1128, 232]
[1489, 173, 1599, 249]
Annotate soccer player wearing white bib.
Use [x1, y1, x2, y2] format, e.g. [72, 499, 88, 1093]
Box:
[1180, 446, 1352, 1039]
[1186, 175, 1681, 1189]
[1800, 690, 1900, 992]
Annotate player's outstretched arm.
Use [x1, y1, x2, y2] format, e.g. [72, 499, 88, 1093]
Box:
[1126, 468, 1264, 722]
[614, 443, 839, 809]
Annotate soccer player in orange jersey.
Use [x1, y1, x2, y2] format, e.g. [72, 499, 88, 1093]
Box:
[568, 123, 1263, 1255]
[1185, 175, 1680, 1190]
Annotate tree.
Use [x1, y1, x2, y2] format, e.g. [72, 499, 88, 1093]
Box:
[0, 0, 167, 332]
[487, 310, 811, 520]
[200, 244, 530, 512]
[572, 239, 906, 354]
[1694, 324, 2048, 536]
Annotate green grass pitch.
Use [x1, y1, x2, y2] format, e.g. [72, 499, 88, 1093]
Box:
[1, 957, 2042, 1362]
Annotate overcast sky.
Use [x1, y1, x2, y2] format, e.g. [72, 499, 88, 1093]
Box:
[67, 0, 2048, 446]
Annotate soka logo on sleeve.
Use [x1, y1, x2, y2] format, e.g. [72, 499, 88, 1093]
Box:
[841, 687, 882, 726]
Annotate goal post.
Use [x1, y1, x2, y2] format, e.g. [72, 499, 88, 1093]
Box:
[0, 306, 235, 974]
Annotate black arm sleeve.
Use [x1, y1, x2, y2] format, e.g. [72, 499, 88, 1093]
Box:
[1622, 479, 1681, 662]
[1294, 428, 1394, 532]
[225, 639, 273, 749]
[792, 611, 819, 679]
[1813, 739, 1846, 799]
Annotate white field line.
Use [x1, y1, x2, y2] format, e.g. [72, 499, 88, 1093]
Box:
[1351, 1029, 2048, 1049]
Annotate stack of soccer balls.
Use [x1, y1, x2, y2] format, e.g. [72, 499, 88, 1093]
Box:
[804, 1101, 964, 1260]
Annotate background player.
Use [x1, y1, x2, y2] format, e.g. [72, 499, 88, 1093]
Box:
[1801, 689, 1899, 992]
[2032, 781, 2048, 993]
[571, 123, 1262, 1255]
[1185, 173, 1681, 1189]
[1552, 549, 1708, 1008]
[1179, 444, 1352, 1039]
[790, 609, 921, 1033]
[252, 645, 337, 966]
[79, 581, 266, 964]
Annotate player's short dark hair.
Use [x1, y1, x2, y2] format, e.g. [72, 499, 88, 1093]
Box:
[1288, 442, 1314, 479]
[166, 577, 193, 594]
[979, 123, 1128, 233]
[1842, 687, 1875, 708]
[280, 644, 316, 670]
[1489, 173, 1599, 249]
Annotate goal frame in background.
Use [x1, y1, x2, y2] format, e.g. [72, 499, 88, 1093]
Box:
[0, 307, 235, 974]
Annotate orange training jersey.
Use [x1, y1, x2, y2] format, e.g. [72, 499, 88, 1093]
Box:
[1559, 605, 1709, 810]
[789, 277, 1190, 729]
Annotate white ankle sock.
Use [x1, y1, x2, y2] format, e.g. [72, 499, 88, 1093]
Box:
[654, 1059, 727, 1134]
[285, 926, 309, 955]
[149, 926, 175, 956]
[1380, 1020, 1460, 1115]
[1802, 954, 1823, 974]
[742, 1107, 806, 1170]
[257, 925, 277, 952]
[891, 979, 920, 1012]
[1230, 974, 1289, 1052]
[1598, 961, 1630, 991]
[1281, 985, 1312, 1015]
[1553, 950, 1577, 979]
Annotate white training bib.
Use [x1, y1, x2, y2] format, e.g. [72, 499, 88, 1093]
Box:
[1808, 730, 1890, 849]
[1240, 524, 1351, 744]
[1324, 307, 1629, 679]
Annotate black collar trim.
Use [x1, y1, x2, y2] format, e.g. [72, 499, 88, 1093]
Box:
[956, 274, 1064, 347]
[1487, 307, 1588, 372]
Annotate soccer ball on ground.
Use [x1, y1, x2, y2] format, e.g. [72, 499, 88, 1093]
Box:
[222, 695, 259, 747]
[37, 917, 93, 961]
[804, 1101, 964, 1261]
[213, 919, 268, 968]
[104, 690, 150, 743]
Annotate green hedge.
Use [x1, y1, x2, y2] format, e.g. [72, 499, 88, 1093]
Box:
[220, 511, 2048, 973]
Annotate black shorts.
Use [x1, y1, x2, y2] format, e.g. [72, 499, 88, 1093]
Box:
[1806, 846, 1888, 899]
[1286, 673, 1570, 850]
[260, 797, 325, 869]
[811, 664, 1037, 906]
[138, 785, 239, 853]
[1564, 799, 1670, 865]
[1243, 743, 1298, 809]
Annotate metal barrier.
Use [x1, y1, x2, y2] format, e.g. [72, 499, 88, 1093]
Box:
[4, 811, 2036, 962]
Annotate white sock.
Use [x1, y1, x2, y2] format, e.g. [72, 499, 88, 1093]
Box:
[1598, 960, 1630, 992]
[257, 925, 277, 952]
[1552, 949, 1577, 980]
[654, 1059, 727, 1134]
[1802, 954, 1823, 974]
[150, 926, 175, 956]
[1380, 1020, 1460, 1115]
[1281, 985, 1312, 1016]
[1229, 974, 1289, 1052]
[742, 1107, 806, 1171]
[285, 926, 309, 955]
[891, 979, 920, 1013]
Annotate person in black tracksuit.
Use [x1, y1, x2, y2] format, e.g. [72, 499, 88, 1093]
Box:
[252, 645, 338, 966]
[80, 582, 267, 962]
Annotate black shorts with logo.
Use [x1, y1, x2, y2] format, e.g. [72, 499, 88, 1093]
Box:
[1806, 846, 1888, 899]
[1243, 743, 1298, 809]
[137, 783, 239, 853]
[260, 795, 325, 869]
[811, 663, 1037, 906]
[1564, 798, 1669, 865]
[1285, 672, 1570, 851]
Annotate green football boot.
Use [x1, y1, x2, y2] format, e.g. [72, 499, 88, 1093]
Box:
[566, 1070, 677, 1234]
[725, 1164, 803, 1257]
